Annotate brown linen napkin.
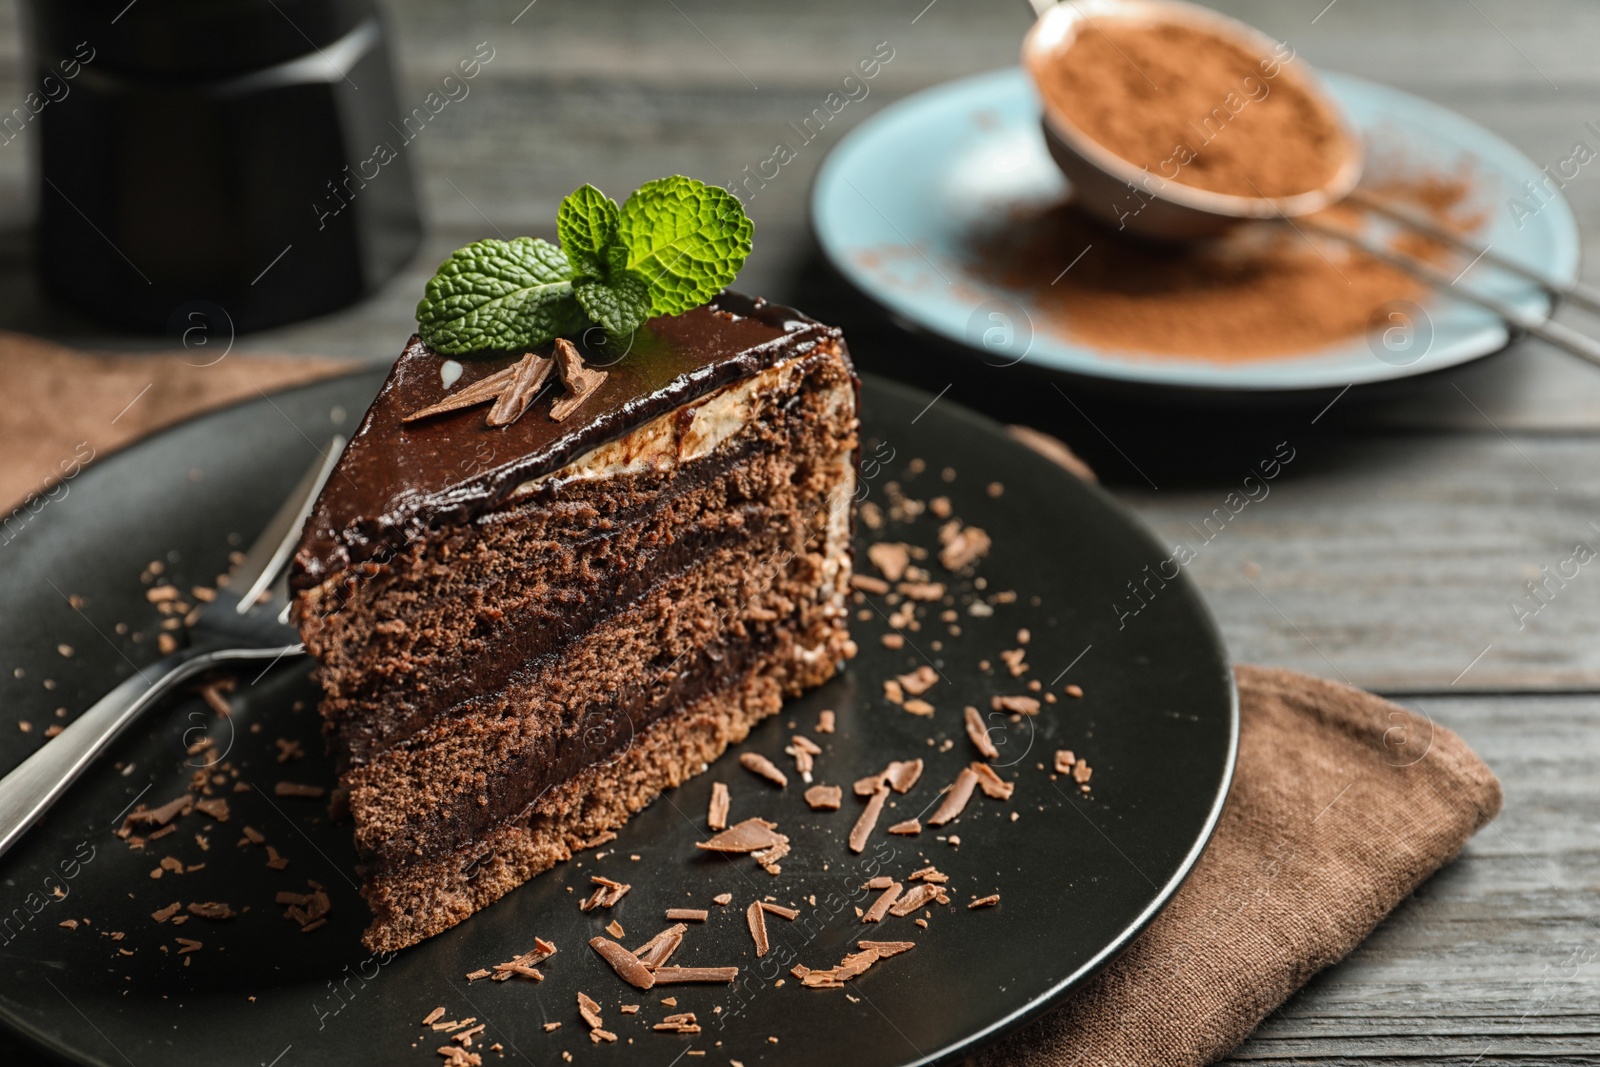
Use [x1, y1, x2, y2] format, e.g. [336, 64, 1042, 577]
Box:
[0, 329, 352, 510]
[3, 338, 1502, 1066]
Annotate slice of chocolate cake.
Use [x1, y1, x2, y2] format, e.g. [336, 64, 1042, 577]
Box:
[290, 292, 858, 951]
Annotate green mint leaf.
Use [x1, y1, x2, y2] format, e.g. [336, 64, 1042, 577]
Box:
[574, 269, 653, 337]
[415, 237, 586, 355]
[616, 176, 753, 317]
[557, 184, 621, 267]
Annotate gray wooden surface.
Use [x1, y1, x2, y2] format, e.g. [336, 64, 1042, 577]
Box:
[0, 0, 1596, 1062]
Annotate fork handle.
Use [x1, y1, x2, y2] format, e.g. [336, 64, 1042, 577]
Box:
[0, 643, 296, 860]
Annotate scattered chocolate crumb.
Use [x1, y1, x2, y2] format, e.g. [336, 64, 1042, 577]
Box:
[1054, 750, 1077, 775]
[928, 768, 981, 827]
[273, 782, 324, 799]
[651, 966, 739, 984]
[964, 706, 1000, 759]
[887, 818, 921, 836]
[543, 1023, 561, 1033]
[738, 752, 788, 788]
[157, 633, 178, 655]
[897, 581, 946, 602]
[970, 894, 1001, 909]
[817, 710, 835, 734]
[58, 918, 79, 930]
[746, 901, 770, 958]
[881, 679, 904, 706]
[151, 902, 182, 923]
[712, 893, 733, 906]
[970, 762, 1014, 800]
[991, 694, 1040, 715]
[889, 883, 941, 917]
[849, 574, 890, 595]
[897, 665, 938, 696]
[880, 633, 905, 650]
[660, 997, 678, 1007]
[1065, 683, 1084, 698]
[803, 784, 842, 811]
[590, 937, 655, 990]
[620, 1004, 639, 1015]
[707, 782, 730, 831]
[849, 785, 890, 853]
[867, 542, 911, 582]
[862, 882, 902, 923]
[902, 698, 935, 717]
[665, 909, 708, 922]
[1073, 759, 1093, 785]
[939, 523, 992, 571]
[697, 818, 786, 853]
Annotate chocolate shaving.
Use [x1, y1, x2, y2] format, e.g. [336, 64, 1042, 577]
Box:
[1054, 749, 1077, 775]
[665, 909, 708, 922]
[887, 818, 921, 836]
[589, 937, 656, 990]
[739, 752, 788, 788]
[862, 882, 902, 923]
[753, 838, 789, 875]
[746, 901, 770, 957]
[707, 782, 730, 831]
[927, 768, 980, 827]
[605, 920, 624, 939]
[818, 709, 836, 734]
[969, 894, 1001, 909]
[712, 892, 733, 906]
[486, 352, 555, 427]
[970, 762, 1014, 800]
[804, 784, 842, 810]
[654, 1012, 701, 1034]
[273, 782, 324, 799]
[186, 901, 235, 920]
[193, 797, 230, 822]
[402, 364, 516, 423]
[857, 940, 915, 958]
[864, 876, 894, 890]
[849, 785, 890, 853]
[965, 706, 1000, 759]
[491, 938, 558, 982]
[902, 698, 935, 717]
[123, 794, 192, 830]
[889, 883, 941, 917]
[578, 991, 604, 1029]
[579, 875, 631, 912]
[423, 1007, 446, 1025]
[849, 573, 890, 595]
[151, 902, 182, 923]
[886, 759, 923, 793]
[992, 694, 1040, 716]
[910, 866, 949, 883]
[697, 818, 785, 853]
[633, 924, 687, 969]
[549, 338, 607, 422]
[760, 902, 799, 920]
[651, 966, 739, 984]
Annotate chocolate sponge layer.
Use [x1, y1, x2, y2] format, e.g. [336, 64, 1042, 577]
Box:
[294, 340, 857, 951]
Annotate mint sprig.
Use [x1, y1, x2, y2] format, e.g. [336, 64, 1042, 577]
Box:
[416, 176, 752, 356]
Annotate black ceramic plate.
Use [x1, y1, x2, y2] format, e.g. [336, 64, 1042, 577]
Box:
[0, 372, 1235, 1067]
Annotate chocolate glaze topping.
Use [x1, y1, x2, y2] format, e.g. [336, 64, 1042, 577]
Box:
[290, 292, 838, 590]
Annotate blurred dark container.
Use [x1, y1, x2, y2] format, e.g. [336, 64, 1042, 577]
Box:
[26, 0, 422, 334]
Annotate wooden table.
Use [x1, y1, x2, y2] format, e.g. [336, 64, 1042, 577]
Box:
[0, 1, 1594, 1062]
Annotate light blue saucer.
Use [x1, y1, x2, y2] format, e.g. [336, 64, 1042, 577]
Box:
[811, 67, 1580, 392]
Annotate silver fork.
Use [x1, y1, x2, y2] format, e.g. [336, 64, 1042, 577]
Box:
[0, 439, 343, 859]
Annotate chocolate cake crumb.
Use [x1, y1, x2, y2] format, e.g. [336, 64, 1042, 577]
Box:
[543, 1022, 561, 1033]
[849, 785, 890, 853]
[651, 966, 739, 984]
[818, 710, 835, 734]
[707, 782, 730, 831]
[746, 901, 770, 957]
[887, 818, 921, 836]
[738, 752, 788, 788]
[928, 769, 980, 826]
[970, 762, 1014, 801]
[804, 784, 842, 811]
[862, 883, 901, 923]
[970, 894, 1001, 909]
[590, 937, 656, 989]
[665, 909, 708, 922]
[964, 706, 1000, 759]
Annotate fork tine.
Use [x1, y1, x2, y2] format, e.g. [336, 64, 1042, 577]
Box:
[230, 437, 345, 614]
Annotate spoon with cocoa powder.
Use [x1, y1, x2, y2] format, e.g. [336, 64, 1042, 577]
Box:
[1021, 0, 1600, 363]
